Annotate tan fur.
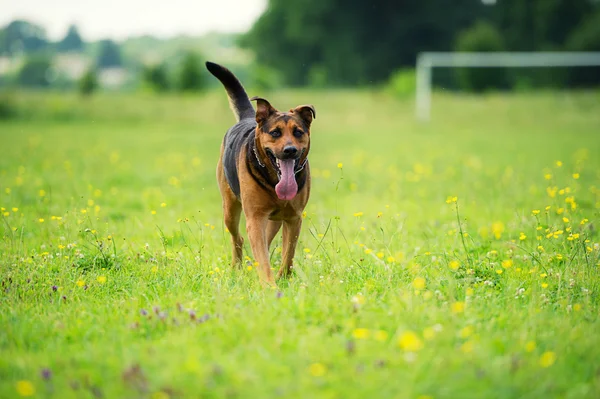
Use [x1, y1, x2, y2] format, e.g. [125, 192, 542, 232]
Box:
[217, 105, 314, 287]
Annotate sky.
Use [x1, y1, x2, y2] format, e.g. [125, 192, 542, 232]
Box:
[0, 0, 268, 40]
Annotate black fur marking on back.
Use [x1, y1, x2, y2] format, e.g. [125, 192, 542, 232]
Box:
[222, 119, 257, 198]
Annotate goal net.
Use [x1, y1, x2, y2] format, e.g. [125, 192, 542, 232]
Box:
[415, 52, 600, 121]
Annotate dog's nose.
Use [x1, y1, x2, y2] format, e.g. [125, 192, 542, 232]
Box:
[283, 146, 298, 157]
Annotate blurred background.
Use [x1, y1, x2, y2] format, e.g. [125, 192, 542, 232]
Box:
[1, 0, 599, 99]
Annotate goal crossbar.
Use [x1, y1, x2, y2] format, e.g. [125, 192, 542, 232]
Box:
[416, 52, 600, 121]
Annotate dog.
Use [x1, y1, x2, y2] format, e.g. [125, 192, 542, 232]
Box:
[205, 62, 316, 287]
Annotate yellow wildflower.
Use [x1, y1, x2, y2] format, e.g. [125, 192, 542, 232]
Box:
[445, 196, 458, 204]
[492, 222, 504, 239]
[16, 380, 35, 397]
[525, 341, 536, 352]
[352, 328, 370, 340]
[460, 325, 474, 338]
[398, 331, 424, 352]
[539, 351, 556, 368]
[308, 363, 327, 377]
[461, 340, 474, 353]
[412, 277, 426, 290]
[374, 330, 389, 341]
[451, 301, 465, 314]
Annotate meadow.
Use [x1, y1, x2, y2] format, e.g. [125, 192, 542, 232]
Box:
[1, 88, 599, 398]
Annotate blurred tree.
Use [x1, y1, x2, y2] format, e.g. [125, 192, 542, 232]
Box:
[0, 20, 49, 55]
[242, 0, 488, 86]
[97, 39, 123, 68]
[57, 25, 84, 52]
[243, 0, 599, 88]
[492, 0, 594, 51]
[178, 53, 205, 92]
[79, 67, 98, 96]
[455, 21, 509, 92]
[17, 55, 52, 87]
[143, 63, 170, 92]
[565, 10, 600, 87]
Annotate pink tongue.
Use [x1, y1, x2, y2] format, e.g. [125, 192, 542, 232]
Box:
[275, 159, 298, 200]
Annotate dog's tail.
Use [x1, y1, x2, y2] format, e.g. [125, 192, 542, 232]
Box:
[205, 61, 255, 122]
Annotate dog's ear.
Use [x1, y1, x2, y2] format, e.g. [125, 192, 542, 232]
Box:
[250, 96, 277, 124]
[293, 105, 316, 126]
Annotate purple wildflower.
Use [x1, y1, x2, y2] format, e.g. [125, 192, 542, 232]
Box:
[41, 368, 52, 380]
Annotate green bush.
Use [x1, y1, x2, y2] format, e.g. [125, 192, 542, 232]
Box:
[17, 55, 53, 87]
[454, 21, 509, 92]
[178, 53, 205, 92]
[79, 67, 98, 96]
[0, 91, 19, 120]
[386, 69, 416, 98]
[143, 63, 170, 92]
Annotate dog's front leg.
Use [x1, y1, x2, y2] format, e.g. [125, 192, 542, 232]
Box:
[246, 215, 276, 287]
[277, 217, 302, 280]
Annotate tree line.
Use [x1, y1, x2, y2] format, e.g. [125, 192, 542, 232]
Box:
[0, 20, 207, 94]
[241, 0, 600, 89]
[2, 0, 599, 93]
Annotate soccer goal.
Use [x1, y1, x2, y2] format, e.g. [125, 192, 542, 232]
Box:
[415, 52, 600, 121]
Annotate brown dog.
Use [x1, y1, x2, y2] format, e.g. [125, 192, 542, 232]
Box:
[206, 62, 316, 286]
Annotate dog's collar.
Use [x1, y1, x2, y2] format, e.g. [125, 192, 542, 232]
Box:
[253, 146, 266, 168]
[253, 146, 307, 175]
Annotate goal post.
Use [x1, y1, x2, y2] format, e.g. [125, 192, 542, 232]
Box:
[415, 52, 600, 121]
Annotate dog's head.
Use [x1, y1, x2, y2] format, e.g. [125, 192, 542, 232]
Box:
[250, 96, 316, 200]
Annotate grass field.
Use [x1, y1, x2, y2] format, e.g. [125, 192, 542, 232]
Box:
[1, 89, 600, 398]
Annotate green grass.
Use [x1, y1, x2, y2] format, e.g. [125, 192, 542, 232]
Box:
[1, 89, 600, 398]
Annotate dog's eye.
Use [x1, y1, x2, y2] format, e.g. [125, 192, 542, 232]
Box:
[269, 129, 281, 138]
[293, 129, 304, 138]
